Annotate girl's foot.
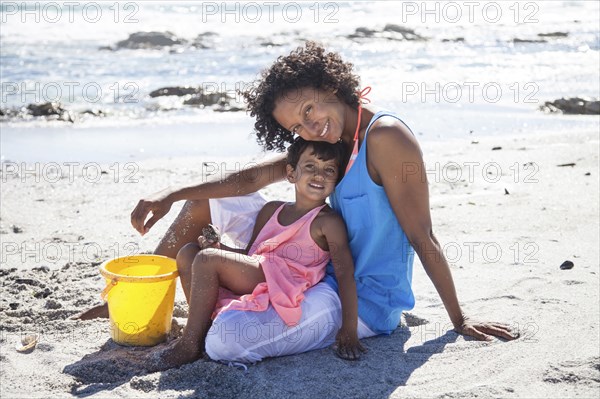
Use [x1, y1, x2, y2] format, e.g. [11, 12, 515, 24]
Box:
[146, 338, 204, 372]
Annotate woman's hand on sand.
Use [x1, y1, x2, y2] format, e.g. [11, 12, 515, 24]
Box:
[131, 189, 174, 235]
[454, 316, 520, 341]
[334, 328, 367, 361]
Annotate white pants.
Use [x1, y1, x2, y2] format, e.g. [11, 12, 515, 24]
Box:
[205, 194, 376, 363]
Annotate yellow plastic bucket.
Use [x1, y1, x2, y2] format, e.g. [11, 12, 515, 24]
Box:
[99, 255, 178, 346]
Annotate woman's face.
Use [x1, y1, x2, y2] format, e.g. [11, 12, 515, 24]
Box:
[273, 87, 346, 144]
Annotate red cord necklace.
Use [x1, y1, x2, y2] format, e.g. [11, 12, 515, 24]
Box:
[345, 86, 371, 174]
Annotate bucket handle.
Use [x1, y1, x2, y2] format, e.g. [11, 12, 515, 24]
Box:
[101, 279, 118, 301]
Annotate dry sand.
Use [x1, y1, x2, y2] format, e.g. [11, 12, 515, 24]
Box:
[1, 129, 599, 398]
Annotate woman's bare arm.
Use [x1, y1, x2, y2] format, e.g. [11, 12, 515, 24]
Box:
[131, 154, 287, 235]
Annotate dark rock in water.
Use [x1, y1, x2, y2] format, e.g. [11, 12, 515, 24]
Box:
[504, 188, 510, 195]
[492, 146, 502, 151]
[0, 107, 27, 120]
[213, 104, 245, 113]
[347, 27, 378, 39]
[538, 32, 568, 38]
[148, 84, 238, 111]
[192, 32, 220, 49]
[383, 24, 414, 34]
[183, 92, 227, 107]
[149, 86, 202, 98]
[557, 163, 576, 167]
[382, 24, 425, 40]
[347, 25, 426, 41]
[11, 225, 23, 233]
[144, 103, 173, 112]
[196, 31, 218, 37]
[442, 37, 465, 42]
[27, 102, 63, 116]
[98, 45, 115, 51]
[560, 260, 574, 270]
[26, 102, 74, 122]
[191, 42, 210, 49]
[81, 109, 105, 117]
[585, 172, 591, 176]
[512, 38, 547, 44]
[259, 40, 285, 47]
[116, 31, 186, 49]
[540, 97, 600, 115]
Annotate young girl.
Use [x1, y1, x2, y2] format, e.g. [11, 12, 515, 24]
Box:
[154, 138, 365, 370]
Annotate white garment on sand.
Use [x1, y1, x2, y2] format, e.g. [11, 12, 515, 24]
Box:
[206, 282, 376, 363]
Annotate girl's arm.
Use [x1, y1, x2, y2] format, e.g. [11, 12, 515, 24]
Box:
[321, 213, 366, 360]
[131, 154, 288, 235]
[367, 121, 517, 341]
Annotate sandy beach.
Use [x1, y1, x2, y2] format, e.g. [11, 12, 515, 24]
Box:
[1, 1, 599, 396]
[1, 126, 598, 398]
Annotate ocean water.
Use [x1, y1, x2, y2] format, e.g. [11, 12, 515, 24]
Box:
[1, 1, 599, 161]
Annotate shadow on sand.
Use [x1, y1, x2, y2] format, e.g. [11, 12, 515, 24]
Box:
[63, 325, 462, 398]
[63, 339, 154, 397]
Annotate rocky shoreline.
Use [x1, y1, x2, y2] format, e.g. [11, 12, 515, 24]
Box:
[0, 85, 245, 124]
[2, 27, 596, 125]
[3, 93, 597, 125]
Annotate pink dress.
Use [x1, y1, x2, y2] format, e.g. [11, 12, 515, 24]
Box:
[213, 203, 330, 326]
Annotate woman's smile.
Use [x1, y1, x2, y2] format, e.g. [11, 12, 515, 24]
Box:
[319, 120, 330, 138]
[273, 87, 347, 144]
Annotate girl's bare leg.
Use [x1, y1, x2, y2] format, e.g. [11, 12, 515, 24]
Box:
[157, 249, 265, 369]
[176, 243, 201, 304]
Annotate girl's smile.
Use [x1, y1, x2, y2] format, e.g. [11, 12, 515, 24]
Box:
[287, 149, 339, 203]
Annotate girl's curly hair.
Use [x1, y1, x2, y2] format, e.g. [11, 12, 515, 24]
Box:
[242, 41, 361, 152]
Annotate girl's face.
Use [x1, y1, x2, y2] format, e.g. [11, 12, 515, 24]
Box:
[287, 147, 339, 202]
[273, 87, 346, 144]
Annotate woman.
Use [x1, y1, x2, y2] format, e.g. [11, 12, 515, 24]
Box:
[130, 42, 518, 362]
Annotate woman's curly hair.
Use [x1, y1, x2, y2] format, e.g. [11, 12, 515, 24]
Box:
[242, 41, 361, 152]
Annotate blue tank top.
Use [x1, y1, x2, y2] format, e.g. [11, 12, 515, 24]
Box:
[324, 110, 416, 335]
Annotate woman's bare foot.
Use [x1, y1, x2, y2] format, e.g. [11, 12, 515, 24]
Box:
[146, 338, 204, 372]
[70, 303, 109, 320]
